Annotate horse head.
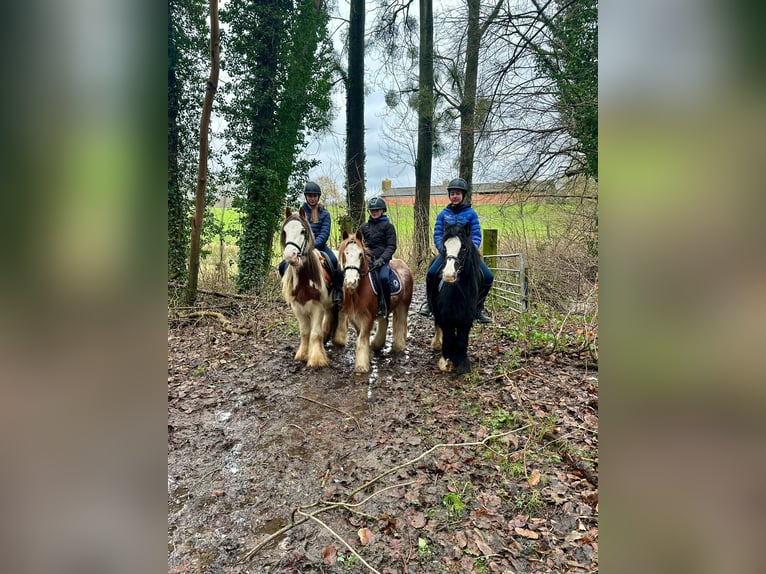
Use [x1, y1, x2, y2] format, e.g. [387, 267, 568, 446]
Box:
[339, 229, 368, 290]
[441, 222, 472, 283]
[281, 207, 315, 268]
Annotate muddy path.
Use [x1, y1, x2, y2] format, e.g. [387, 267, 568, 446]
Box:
[168, 284, 598, 573]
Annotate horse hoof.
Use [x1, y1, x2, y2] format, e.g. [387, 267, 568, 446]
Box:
[456, 362, 471, 375]
[438, 357, 453, 372]
[354, 365, 370, 374]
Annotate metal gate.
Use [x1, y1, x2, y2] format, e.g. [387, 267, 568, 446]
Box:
[484, 253, 527, 314]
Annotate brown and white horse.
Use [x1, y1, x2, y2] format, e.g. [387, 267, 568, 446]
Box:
[335, 229, 414, 373]
[280, 207, 345, 367]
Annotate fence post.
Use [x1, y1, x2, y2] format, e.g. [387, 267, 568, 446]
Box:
[482, 229, 497, 260]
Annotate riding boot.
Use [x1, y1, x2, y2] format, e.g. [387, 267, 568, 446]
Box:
[476, 282, 493, 324]
[332, 269, 344, 306]
[376, 294, 388, 317]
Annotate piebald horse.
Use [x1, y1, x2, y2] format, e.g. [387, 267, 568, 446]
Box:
[336, 229, 414, 374]
[280, 207, 345, 367]
[427, 222, 484, 374]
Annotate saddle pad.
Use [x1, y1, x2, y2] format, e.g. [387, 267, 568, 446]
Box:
[368, 267, 403, 296]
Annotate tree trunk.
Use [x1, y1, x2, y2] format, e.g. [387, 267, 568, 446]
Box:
[413, 0, 434, 272]
[168, 9, 186, 281]
[185, 0, 220, 306]
[459, 0, 480, 200]
[346, 0, 366, 227]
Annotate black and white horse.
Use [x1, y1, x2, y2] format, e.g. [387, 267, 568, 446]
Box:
[427, 222, 484, 374]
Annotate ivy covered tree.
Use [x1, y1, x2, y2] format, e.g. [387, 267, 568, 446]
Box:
[168, 0, 208, 281]
[221, 0, 335, 293]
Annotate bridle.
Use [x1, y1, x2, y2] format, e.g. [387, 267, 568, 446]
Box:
[341, 239, 370, 277]
[283, 219, 308, 257]
[443, 251, 463, 276]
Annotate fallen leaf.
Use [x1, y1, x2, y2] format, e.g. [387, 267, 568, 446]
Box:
[322, 545, 337, 565]
[358, 527, 372, 546]
[409, 512, 427, 528]
[212, 489, 226, 497]
[514, 527, 539, 539]
[528, 469, 541, 486]
[475, 539, 493, 556]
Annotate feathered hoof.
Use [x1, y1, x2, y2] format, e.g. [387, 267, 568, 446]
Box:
[438, 356, 454, 372]
[354, 363, 370, 374]
[455, 358, 472, 375]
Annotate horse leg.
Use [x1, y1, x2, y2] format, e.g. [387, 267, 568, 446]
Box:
[431, 323, 443, 351]
[454, 323, 473, 374]
[391, 304, 408, 352]
[294, 308, 311, 362]
[438, 326, 457, 373]
[332, 309, 348, 346]
[354, 323, 372, 373]
[306, 303, 329, 368]
[371, 316, 388, 351]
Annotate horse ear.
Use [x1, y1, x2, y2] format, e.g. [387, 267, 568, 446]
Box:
[342, 230, 349, 240]
[285, 207, 292, 218]
[463, 222, 471, 236]
[299, 207, 307, 220]
[355, 229, 364, 242]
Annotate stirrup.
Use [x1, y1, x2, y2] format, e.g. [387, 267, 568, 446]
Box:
[476, 308, 492, 324]
[417, 301, 432, 318]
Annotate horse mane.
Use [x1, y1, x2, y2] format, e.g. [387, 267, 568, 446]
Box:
[281, 208, 322, 285]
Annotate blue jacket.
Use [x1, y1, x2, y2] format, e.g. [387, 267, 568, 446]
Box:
[433, 203, 482, 251]
[301, 202, 332, 251]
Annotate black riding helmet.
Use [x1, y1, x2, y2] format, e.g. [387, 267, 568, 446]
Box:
[367, 196, 387, 212]
[446, 177, 468, 196]
[304, 181, 321, 197]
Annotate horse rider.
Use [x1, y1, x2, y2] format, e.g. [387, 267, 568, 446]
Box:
[418, 177, 495, 323]
[279, 181, 343, 306]
[360, 196, 398, 317]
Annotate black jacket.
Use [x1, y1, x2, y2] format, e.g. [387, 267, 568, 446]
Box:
[360, 216, 397, 263]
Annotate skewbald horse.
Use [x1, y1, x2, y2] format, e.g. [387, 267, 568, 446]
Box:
[427, 222, 484, 374]
[336, 229, 414, 374]
[280, 207, 345, 367]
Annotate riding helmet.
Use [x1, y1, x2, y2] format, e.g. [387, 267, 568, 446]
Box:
[446, 177, 468, 194]
[304, 181, 321, 196]
[367, 196, 387, 212]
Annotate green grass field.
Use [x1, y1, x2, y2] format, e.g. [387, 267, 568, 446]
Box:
[209, 201, 574, 255]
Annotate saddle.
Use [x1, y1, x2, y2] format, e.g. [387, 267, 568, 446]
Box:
[318, 252, 337, 289]
[368, 266, 403, 297]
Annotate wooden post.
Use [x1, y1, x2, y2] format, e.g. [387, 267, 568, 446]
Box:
[482, 229, 497, 261]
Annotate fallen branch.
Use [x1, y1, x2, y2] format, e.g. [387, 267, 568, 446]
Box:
[296, 509, 381, 574]
[237, 430, 531, 565]
[543, 429, 598, 486]
[178, 310, 251, 335]
[169, 281, 255, 299]
[298, 394, 360, 429]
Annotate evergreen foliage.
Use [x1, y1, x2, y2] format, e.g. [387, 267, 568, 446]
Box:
[221, 0, 335, 293]
[168, 0, 208, 281]
[534, 0, 598, 180]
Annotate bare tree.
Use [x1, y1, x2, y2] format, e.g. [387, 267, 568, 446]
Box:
[413, 0, 434, 271]
[185, 0, 220, 306]
[346, 0, 366, 226]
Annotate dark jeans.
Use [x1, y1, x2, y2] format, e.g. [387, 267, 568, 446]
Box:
[373, 264, 391, 311]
